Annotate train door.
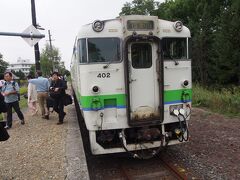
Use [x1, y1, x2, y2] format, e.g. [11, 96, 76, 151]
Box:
[127, 41, 162, 126]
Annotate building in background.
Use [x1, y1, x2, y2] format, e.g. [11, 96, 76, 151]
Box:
[7, 57, 34, 76]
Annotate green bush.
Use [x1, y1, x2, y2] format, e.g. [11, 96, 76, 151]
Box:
[193, 84, 240, 117]
[19, 97, 27, 109]
[19, 86, 27, 95]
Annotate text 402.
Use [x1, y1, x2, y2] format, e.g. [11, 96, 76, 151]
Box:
[97, 73, 111, 78]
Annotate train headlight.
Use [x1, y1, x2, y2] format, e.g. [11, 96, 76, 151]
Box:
[132, 31, 137, 36]
[179, 108, 185, 116]
[169, 104, 183, 116]
[172, 109, 179, 116]
[181, 80, 189, 88]
[92, 86, 100, 93]
[173, 21, 183, 32]
[92, 20, 104, 32]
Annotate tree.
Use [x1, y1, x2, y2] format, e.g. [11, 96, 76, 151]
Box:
[64, 69, 70, 77]
[29, 64, 36, 77]
[14, 70, 25, 80]
[0, 53, 9, 74]
[119, 0, 158, 15]
[40, 44, 66, 76]
[214, 0, 240, 85]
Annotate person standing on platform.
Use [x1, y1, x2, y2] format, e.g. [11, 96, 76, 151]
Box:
[49, 72, 67, 125]
[0, 74, 7, 121]
[0, 74, 8, 122]
[1, 72, 25, 129]
[27, 75, 38, 116]
[28, 71, 50, 119]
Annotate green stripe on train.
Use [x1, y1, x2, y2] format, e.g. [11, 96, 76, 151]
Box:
[79, 94, 126, 108]
[76, 89, 192, 108]
[164, 89, 192, 102]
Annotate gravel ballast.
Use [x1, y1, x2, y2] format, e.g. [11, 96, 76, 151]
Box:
[0, 109, 68, 179]
[164, 108, 240, 179]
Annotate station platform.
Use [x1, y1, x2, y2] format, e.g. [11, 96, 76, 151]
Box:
[0, 101, 89, 179]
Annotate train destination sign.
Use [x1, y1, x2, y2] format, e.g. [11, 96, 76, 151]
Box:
[127, 20, 154, 31]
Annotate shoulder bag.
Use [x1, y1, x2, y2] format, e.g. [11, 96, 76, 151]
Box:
[0, 122, 10, 141]
[64, 94, 73, 106]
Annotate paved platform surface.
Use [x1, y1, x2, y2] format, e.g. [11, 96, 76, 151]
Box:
[66, 103, 90, 180]
[0, 102, 89, 179]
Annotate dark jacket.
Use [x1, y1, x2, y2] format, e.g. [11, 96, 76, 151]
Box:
[49, 79, 67, 99]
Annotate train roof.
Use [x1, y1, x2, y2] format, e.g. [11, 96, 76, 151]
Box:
[76, 15, 191, 39]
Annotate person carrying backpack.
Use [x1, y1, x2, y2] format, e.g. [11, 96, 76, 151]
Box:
[1, 72, 25, 129]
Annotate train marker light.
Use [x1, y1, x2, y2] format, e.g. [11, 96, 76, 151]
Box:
[92, 20, 104, 32]
[173, 21, 183, 32]
[92, 86, 100, 93]
[181, 80, 189, 88]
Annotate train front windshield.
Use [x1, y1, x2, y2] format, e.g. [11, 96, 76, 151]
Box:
[88, 38, 120, 63]
[162, 38, 187, 60]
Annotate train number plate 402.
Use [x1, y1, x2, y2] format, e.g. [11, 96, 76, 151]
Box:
[97, 73, 111, 78]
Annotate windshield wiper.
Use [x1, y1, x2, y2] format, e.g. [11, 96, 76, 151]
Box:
[103, 60, 112, 69]
[170, 55, 179, 65]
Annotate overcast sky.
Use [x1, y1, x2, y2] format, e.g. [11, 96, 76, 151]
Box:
[0, 0, 135, 69]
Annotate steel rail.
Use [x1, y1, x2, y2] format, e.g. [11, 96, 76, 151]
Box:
[119, 164, 132, 180]
[158, 156, 188, 180]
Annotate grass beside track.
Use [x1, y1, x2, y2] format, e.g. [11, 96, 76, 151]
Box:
[192, 84, 240, 117]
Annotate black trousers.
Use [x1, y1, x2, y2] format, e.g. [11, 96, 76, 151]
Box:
[6, 101, 24, 127]
[53, 97, 65, 123]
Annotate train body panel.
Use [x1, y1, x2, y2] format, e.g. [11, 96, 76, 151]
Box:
[71, 15, 192, 156]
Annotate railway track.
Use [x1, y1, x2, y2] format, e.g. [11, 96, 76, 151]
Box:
[158, 155, 188, 180]
[119, 155, 189, 180]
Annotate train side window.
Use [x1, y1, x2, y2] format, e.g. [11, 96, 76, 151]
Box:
[131, 43, 152, 69]
[162, 38, 187, 60]
[78, 39, 87, 63]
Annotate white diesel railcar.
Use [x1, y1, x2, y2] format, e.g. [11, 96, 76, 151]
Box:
[71, 15, 192, 158]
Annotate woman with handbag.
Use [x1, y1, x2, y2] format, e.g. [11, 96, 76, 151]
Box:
[0, 75, 6, 111]
[0, 74, 7, 122]
[0, 93, 9, 141]
[27, 75, 38, 116]
[0, 74, 9, 141]
[49, 72, 67, 125]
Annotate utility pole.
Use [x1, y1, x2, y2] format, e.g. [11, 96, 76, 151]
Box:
[48, 30, 54, 72]
[31, 0, 41, 71]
